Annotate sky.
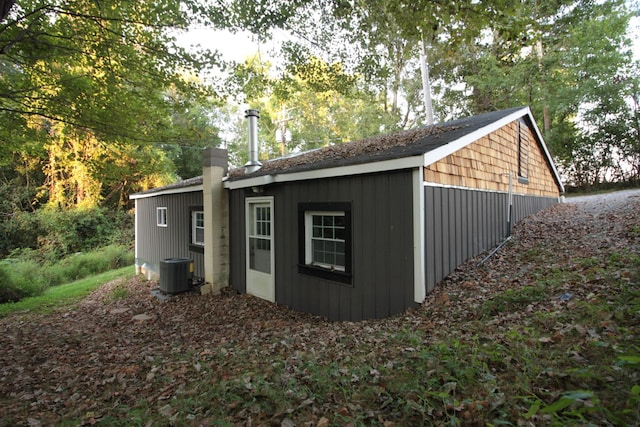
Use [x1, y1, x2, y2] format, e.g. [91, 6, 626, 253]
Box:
[179, 15, 640, 70]
[176, 28, 283, 64]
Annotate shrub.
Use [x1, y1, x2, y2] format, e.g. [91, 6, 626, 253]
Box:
[55, 245, 133, 282]
[0, 260, 47, 303]
[0, 245, 133, 304]
[0, 207, 134, 262]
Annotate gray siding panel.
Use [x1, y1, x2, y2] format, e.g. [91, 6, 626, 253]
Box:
[229, 190, 246, 293]
[135, 191, 205, 279]
[423, 186, 557, 293]
[229, 169, 416, 321]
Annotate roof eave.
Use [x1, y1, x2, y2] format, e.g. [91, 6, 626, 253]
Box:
[224, 156, 425, 190]
[129, 184, 203, 200]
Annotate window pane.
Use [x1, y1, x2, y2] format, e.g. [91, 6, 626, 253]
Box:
[249, 237, 270, 274]
[307, 211, 348, 270]
[195, 228, 204, 244]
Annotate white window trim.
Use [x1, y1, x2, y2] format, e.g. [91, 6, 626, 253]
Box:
[304, 210, 346, 272]
[157, 207, 167, 227]
[191, 210, 204, 246]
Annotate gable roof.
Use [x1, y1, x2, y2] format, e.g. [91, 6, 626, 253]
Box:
[226, 106, 564, 192]
[131, 106, 564, 199]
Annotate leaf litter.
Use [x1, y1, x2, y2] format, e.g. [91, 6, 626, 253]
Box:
[0, 190, 639, 426]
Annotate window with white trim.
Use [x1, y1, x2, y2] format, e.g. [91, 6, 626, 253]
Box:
[298, 202, 352, 285]
[306, 212, 346, 271]
[157, 207, 167, 227]
[192, 211, 204, 246]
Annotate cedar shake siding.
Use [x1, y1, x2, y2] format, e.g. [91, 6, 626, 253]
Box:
[424, 117, 560, 198]
[229, 170, 416, 321]
[134, 190, 205, 279]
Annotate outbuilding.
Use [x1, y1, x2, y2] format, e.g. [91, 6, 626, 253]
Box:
[131, 106, 563, 321]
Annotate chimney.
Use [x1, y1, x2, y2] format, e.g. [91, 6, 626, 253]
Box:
[244, 109, 262, 174]
[201, 147, 229, 295]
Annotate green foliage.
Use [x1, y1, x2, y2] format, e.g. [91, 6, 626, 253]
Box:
[0, 207, 132, 261]
[0, 259, 47, 304]
[0, 245, 133, 304]
[0, 0, 219, 143]
[223, 56, 400, 165]
[0, 266, 134, 318]
[248, 0, 639, 185]
[0, 0, 224, 210]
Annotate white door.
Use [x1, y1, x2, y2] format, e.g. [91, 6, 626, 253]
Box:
[246, 197, 275, 302]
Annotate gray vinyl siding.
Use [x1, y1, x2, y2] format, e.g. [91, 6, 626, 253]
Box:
[229, 170, 415, 321]
[423, 186, 557, 292]
[135, 191, 204, 279]
[228, 187, 247, 294]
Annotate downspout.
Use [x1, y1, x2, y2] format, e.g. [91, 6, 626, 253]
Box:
[506, 171, 513, 237]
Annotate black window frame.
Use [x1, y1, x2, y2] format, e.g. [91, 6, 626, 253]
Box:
[298, 202, 352, 285]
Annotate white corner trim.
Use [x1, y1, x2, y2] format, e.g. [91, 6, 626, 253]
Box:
[413, 168, 426, 304]
[134, 199, 139, 261]
[225, 156, 424, 190]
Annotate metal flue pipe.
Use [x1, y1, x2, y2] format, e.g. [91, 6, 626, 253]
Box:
[244, 109, 262, 174]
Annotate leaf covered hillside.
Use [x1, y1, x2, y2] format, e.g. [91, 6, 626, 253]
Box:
[0, 190, 639, 426]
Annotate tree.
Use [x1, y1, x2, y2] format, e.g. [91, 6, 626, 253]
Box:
[0, 0, 219, 143]
[0, 0, 226, 209]
[222, 54, 398, 164]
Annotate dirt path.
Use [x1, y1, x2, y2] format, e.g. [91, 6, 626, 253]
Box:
[1, 190, 638, 426]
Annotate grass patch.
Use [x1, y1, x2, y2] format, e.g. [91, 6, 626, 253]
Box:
[480, 284, 548, 317]
[0, 266, 134, 318]
[0, 244, 133, 303]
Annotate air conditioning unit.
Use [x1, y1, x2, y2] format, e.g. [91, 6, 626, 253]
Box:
[159, 258, 194, 294]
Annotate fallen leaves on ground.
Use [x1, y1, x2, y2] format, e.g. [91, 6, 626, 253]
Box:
[1, 190, 639, 426]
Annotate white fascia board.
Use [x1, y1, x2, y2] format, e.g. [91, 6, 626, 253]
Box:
[129, 184, 203, 200]
[224, 174, 275, 190]
[423, 107, 530, 167]
[224, 156, 424, 190]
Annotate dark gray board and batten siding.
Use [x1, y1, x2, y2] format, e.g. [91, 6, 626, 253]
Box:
[423, 185, 557, 292]
[229, 169, 416, 321]
[135, 191, 205, 278]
